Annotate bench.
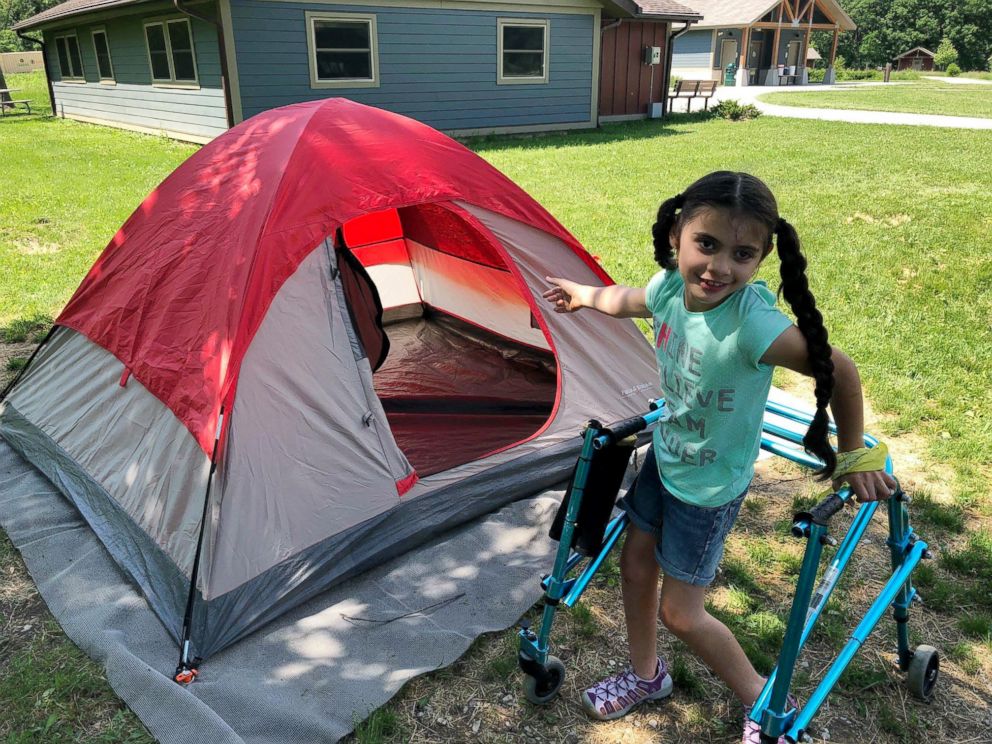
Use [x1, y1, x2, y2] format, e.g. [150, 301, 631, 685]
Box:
[668, 80, 718, 113]
[777, 74, 799, 86]
[0, 99, 32, 116]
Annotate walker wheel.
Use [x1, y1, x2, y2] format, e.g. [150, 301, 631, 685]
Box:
[523, 655, 565, 705]
[907, 645, 939, 701]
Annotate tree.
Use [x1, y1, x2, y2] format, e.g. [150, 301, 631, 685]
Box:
[1, 0, 63, 51]
[934, 37, 959, 70]
[859, 32, 887, 68]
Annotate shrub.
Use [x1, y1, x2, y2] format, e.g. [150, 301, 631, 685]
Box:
[889, 70, 921, 81]
[946, 63, 961, 77]
[837, 68, 881, 81]
[711, 100, 761, 121]
[934, 37, 958, 70]
[807, 67, 825, 83]
[988, 52, 992, 72]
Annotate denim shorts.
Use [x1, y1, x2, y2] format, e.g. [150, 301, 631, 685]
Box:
[618, 447, 747, 587]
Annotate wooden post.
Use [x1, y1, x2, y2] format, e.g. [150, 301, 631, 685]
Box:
[770, 1, 784, 81]
[829, 27, 839, 65]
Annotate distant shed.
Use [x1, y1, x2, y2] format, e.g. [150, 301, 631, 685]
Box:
[894, 47, 935, 72]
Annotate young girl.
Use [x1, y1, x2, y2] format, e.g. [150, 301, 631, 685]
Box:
[542, 171, 895, 743]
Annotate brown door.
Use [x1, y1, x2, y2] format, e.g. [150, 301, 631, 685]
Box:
[748, 40, 763, 83]
[599, 20, 667, 117]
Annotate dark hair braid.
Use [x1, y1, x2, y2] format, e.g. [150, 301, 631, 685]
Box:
[775, 217, 836, 478]
[651, 194, 683, 270]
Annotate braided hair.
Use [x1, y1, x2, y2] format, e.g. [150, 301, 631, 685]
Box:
[651, 172, 837, 478]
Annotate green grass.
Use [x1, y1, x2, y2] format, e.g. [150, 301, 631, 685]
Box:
[0, 71, 197, 326]
[758, 79, 992, 118]
[3, 74, 992, 742]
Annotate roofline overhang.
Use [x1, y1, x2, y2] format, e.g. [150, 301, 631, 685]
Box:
[893, 47, 935, 59]
[14, 0, 206, 30]
[681, 0, 855, 33]
[600, 0, 700, 22]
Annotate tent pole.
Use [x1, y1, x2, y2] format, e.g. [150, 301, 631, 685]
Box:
[174, 407, 224, 684]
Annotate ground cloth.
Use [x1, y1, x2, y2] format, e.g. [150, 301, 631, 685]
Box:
[1, 389, 804, 743]
[1, 437, 607, 743]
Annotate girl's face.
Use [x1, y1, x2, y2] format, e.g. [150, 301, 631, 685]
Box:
[670, 206, 770, 312]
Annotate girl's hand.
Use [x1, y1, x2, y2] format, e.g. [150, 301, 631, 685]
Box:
[543, 276, 585, 313]
[835, 469, 898, 503]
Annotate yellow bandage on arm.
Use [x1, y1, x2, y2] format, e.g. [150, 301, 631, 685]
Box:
[833, 442, 889, 480]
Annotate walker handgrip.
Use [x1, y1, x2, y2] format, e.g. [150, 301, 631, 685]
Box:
[793, 492, 846, 536]
[594, 415, 648, 449]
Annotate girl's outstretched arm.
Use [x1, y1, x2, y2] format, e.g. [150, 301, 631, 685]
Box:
[543, 276, 650, 318]
[761, 326, 897, 503]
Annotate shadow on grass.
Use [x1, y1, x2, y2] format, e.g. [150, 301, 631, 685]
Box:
[463, 111, 716, 154]
[0, 315, 54, 344]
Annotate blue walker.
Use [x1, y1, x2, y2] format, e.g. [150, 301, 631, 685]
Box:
[517, 399, 939, 743]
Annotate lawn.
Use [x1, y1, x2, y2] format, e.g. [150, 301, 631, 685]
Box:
[758, 79, 992, 118]
[2, 72, 991, 743]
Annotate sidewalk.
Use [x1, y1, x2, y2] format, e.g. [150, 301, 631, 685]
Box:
[685, 81, 992, 130]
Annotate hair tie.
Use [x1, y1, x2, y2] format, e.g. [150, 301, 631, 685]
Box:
[776, 217, 788, 232]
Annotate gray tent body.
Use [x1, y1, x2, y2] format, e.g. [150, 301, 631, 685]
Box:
[1, 200, 660, 661]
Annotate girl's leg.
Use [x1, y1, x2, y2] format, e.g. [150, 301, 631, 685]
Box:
[658, 573, 765, 706]
[581, 522, 672, 721]
[620, 523, 662, 679]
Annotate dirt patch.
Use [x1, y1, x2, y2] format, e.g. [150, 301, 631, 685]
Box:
[0, 341, 35, 389]
[344, 373, 992, 743]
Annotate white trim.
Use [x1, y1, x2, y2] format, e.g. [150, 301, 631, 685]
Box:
[305, 11, 379, 89]
[90, 26, 115, 82]
[598, 113, 646, 122]
[589, 6, 600, 124]
[57, 112, 218, 144]
[447, 118, 595, 137]
[143, 16, 200, 88]
[218, 0, 243, 123]
[53, 31, 85, 81]
[497, 18, 548, 85]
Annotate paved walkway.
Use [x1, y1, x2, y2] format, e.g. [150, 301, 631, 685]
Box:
[923, 75, 992, 85]
[687, 81, 992, 130]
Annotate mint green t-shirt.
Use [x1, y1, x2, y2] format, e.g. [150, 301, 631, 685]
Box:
[646, 270, 793, 507]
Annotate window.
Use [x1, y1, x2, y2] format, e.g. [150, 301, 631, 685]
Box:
[54, 33, 84, 80]
[498, 20, 548, 84]
[144, 18, 198, 85]
[306, 12, 378, 89]
[92, 28, 114, 82]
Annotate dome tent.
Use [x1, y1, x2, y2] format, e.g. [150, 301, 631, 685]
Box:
[0, 99, 658, 671]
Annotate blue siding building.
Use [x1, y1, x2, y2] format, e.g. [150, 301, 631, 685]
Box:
[14, 0, 701, 142]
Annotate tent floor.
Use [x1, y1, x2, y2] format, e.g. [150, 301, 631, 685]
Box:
[374, 310, 557, 477]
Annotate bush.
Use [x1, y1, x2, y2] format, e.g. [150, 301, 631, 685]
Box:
[807, 67, 825, 83]
[934, 37, 958, 70]
[837, 68, 882, 81]
[890, 70, 922, 81]
[711, 100, 761, 121]
[946, 63, 961, 77]
[988, 53, 992, 72]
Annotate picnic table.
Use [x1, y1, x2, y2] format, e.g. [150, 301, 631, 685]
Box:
[0, 88, 32, 116]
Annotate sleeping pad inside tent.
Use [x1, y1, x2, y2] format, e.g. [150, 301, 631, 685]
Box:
[0, 98, 659, 667]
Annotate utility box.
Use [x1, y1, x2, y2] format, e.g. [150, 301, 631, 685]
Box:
[643, 46, 661, 65]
